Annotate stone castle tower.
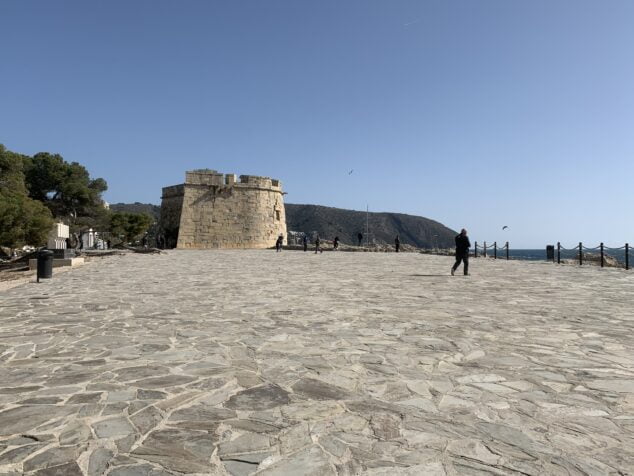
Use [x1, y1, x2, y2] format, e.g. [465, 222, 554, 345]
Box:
[160, 170, 286, 249]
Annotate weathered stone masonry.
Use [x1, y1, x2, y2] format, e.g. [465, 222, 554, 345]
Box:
[160, 170, 286, 249]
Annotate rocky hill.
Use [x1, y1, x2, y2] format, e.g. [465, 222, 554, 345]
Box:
[285, 204, 456, 248]
[112, 202, 456, 248]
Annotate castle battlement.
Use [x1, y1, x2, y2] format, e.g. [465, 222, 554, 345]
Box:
[161, 184, 185, 199]
[182, 170, 282, 191]
[160, 169, 286, 249]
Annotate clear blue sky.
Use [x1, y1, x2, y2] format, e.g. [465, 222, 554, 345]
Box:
[2, 1, 633, 248]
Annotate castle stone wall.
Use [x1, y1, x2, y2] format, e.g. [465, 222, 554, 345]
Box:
[159, 185, 185, 248]
[160, 170, 286, 249]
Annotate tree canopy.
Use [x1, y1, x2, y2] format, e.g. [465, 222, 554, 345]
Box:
[1, 144, 156, 249]
[109, 212, 153, 243]
[1, 144, 113, 248]
[23, 152, 108, 220]
[0, 145, 54, 248]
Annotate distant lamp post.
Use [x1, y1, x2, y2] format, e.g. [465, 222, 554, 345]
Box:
[366, 204, 369, 247]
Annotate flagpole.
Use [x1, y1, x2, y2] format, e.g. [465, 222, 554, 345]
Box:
[366, 204, 369, 247]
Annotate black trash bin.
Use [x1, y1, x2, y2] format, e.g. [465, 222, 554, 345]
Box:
[37, 249, 54, 281]
[546, 245, 555, 262]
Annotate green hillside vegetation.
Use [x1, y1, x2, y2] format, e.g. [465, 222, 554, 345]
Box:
[109, 212, 154, 243]
[285, 203, 456, 248]
[110, 202, 161, 220]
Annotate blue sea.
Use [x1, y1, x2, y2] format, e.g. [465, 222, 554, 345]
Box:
[504, 249, 549, 261]
[476, 249, 550, 261]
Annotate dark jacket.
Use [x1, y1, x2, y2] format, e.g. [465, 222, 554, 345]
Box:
[455, 234, 471, 254]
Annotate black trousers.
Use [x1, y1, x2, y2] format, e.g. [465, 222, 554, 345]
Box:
[452, 252, 469, 275]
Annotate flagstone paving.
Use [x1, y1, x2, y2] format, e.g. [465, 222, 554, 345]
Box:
[0, 250, 633, 475]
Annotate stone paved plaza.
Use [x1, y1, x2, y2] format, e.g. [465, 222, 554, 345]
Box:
[0, 250, 633, 475]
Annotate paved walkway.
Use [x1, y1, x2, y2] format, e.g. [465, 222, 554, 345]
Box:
[0, 250, 633, 475]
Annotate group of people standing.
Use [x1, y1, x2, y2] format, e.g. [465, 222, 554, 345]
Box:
[276, 229, 472, 277]
[278, 233, 401, 253]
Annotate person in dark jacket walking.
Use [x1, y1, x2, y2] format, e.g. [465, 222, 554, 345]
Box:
[451, 229, 471, 275]
[333, 236, 340, 250]
[303, 235, 308, 252]
[395, 235, 400, 253]
[275, 235, 283, 252]
[357, 232, 363, 247]
[315, 235, 322, 254]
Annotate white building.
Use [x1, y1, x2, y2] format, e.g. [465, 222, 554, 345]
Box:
[47, 223, 70, 249]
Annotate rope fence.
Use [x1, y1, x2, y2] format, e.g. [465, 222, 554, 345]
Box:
[472, 241, 630, 270]
[554, 242, 630, 270]
[473, 241, 510, 260]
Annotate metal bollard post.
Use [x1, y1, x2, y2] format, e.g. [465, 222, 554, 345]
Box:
[484, 241, 487, 258]
[579, 242, 583, 266]
[600, 242, 604, 268]
[494, 242, 497, 259]
[506, 241, 509, 260]
[626, 243, 629, 270]
[474, 242, 478, 258]
[557, 242, 561, 264]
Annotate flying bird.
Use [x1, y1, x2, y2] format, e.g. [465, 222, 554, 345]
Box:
[502, 226, 509, 230]
[348, 169, 354, 175]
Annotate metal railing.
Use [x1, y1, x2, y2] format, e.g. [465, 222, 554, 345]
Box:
[555, 242, 630, 270]
[473, 241, 509, 260]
